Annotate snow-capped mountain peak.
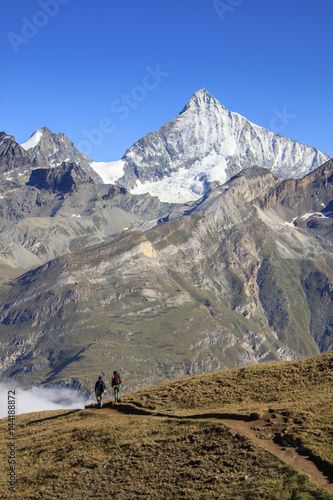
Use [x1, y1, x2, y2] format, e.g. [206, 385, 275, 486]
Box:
[18, 89, 330, 204]
[20, 127, 102, 184]
[21, 128, 44, 151]
[180, 87, 226, 115]
[103, 89, 330, 202]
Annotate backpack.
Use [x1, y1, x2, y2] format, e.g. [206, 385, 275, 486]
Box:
[96, 379, 105, 392]
[114, 373, 121, 386]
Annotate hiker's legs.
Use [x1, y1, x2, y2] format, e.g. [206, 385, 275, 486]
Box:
[114, 386, 119, 402]
[96, 391, 102, 408]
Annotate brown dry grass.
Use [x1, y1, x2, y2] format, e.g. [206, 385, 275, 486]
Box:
[0, 409, 331, 499]
[122, 351, 333, 414]
[122, 351, 333, 473]
[0, 351, 332, 499]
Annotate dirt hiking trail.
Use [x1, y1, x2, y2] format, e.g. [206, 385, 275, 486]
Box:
[221, 418, 333, 494]
[91, 406, 333, 495]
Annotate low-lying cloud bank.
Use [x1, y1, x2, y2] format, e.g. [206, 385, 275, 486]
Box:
[0, 383, 93, 419]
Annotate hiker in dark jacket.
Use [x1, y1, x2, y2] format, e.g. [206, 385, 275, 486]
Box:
[111, 371, 122, 402]
[95, 375, 105, 408]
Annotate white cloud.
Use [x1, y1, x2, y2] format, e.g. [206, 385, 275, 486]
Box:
[0, 383, 93, 419]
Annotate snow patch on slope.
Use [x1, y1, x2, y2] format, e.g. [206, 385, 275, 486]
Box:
[21, 130, 43, 151]
[301, 211, 332, 220]
[90, 160, 125, 184]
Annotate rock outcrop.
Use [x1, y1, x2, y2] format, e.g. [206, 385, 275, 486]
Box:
[26, 163, 95, 194]
[0, 132, 41, 175]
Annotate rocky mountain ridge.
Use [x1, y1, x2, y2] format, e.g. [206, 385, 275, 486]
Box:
[21, 126, 102, 184]
[0, 132, 41, 176]
[0, 160, 331, 391]
[0, 134, 178, 274]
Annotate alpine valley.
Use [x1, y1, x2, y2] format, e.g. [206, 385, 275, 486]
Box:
[0, 89, 332, 395]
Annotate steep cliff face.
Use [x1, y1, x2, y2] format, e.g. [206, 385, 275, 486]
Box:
[26, 163, 95, 193]
[0, 133, 41, 175]
[0, 162, 331, 391]
[259, 160, 333, 212]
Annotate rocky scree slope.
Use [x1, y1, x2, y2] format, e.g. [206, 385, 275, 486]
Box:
[0, 162, 332, 392]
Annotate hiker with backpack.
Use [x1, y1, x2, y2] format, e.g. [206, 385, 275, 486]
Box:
[111, 371, 122, 402]
[95, 375, 105, 408]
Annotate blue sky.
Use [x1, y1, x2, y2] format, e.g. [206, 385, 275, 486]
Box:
[1, 0, 332, 161]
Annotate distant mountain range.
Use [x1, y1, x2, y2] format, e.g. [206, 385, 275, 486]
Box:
[0, 89, 332, 393]
[19, 89, 330, 203]
[0, 159, 331, 391]
[0, 132, 176, 272]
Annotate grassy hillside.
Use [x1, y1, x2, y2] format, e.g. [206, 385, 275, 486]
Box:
[0, 351, 332, 499]
[123, 351, 333, 472]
